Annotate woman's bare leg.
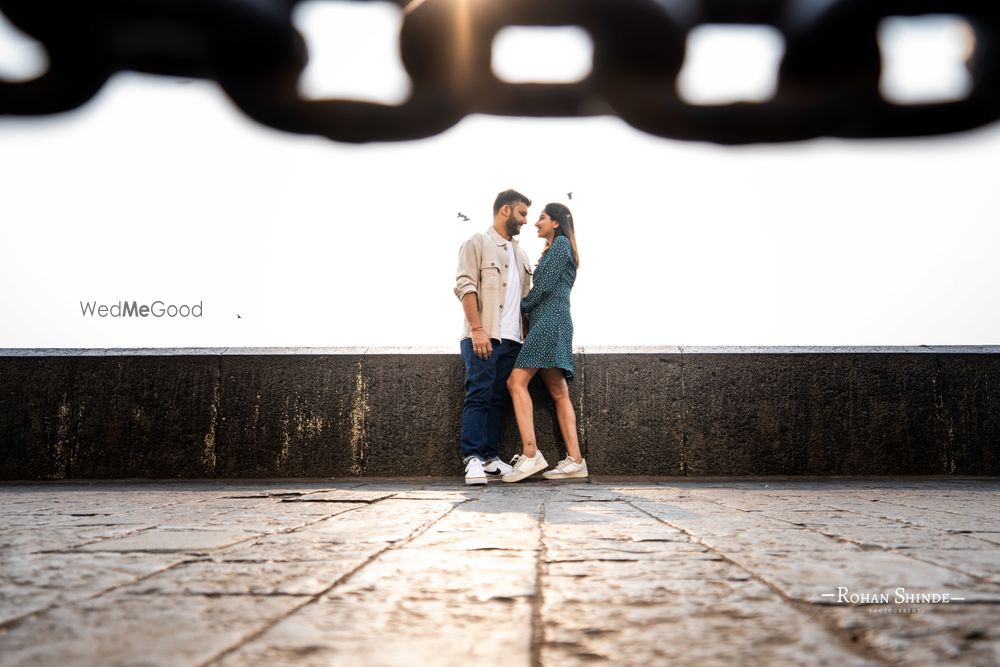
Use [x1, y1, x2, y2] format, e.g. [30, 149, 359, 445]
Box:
[508, 368, 540, 457]
[540, 368, 582, 463]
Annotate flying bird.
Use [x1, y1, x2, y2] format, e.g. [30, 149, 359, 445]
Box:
[457, 212, 470, 221]
[567, 192, 573, 200]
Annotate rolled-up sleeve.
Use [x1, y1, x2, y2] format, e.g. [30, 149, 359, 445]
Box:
[454, 236, 480, 300]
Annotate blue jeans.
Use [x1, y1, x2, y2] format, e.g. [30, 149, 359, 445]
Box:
[460, 337, 521, 463]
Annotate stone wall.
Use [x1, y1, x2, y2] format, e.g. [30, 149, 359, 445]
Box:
[2, 347, 998, 479]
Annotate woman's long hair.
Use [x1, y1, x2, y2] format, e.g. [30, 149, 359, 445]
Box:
[541, 202, 580, 268]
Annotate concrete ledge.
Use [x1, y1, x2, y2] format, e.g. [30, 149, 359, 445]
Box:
[2, 347, 998, 479]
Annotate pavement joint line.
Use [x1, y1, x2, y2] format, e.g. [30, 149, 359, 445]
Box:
[662, 490, 856, 537]
[620, 496, 896, 667]
[821, 499, 993, 519]
[0, 604, 59, 633]
[72, 531, 266, 556]
[837, 496, 1000, 523]
[0, 552, 189, 632]
[688, 491, 938, 546]
[280, 494, 398, 505]
[4, 501, 376, 633]
[282, 486, 374, 498]
[89, 506, 351, 592]
[152, 592, 316, 598]
[197, 496, 474, 667]
[676, 491, 1000, 586]
[200, 500, 372, 549]
[757, 499, 1000, 583]
[530, 499, 548, 667]
[811, 501, 1000, 535]
[51, 524, 160, 552]
[837, 546, 1000, 592]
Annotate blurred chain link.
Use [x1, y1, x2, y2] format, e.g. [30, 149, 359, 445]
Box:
[1, 0, 997, 143]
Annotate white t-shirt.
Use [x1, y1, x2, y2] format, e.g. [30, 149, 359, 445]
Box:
[500, 241, 522, 342]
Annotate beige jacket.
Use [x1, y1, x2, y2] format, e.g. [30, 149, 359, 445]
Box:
[455, 227, 533, 341]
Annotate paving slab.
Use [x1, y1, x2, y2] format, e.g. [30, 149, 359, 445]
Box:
[0, 551, 184, 626]
[76, 528, 258, 554]
[0, 479, 998, 667]
[0, 593, 301, 667]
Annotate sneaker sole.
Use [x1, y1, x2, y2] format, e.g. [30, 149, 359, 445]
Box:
[541, 471, 589, 480]
[502, 463, 547, 483]
[465, 476, 487, 485]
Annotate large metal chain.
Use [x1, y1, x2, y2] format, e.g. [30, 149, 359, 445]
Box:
[1, 0, 998, 144]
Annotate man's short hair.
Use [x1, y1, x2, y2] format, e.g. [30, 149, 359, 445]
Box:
[493, 189, 532, 215]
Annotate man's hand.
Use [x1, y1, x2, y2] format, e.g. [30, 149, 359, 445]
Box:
[471, 328, 492, 360]
[461, 293, 492, 360]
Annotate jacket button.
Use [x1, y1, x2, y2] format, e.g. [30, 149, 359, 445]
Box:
[502, 282, 507, 287]
[505, 264, 509, 268]
[491, 262, 495, 266]
[499, 305, 504, 309]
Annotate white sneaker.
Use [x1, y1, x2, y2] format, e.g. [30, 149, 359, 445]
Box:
[465, 458, 487, 485]
[502, 452, 548, 483]
[542, 457, 588, 480]
[483, 457, 513, 477]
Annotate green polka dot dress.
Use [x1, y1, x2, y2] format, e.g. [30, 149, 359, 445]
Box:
[515, 235, 577, 379]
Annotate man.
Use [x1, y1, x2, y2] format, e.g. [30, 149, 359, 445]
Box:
[454, 189, 533, 484]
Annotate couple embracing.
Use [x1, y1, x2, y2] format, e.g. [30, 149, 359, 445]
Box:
[454, 189, 586, 485]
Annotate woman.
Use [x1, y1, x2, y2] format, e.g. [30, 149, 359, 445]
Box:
[502, 203, 587, 482]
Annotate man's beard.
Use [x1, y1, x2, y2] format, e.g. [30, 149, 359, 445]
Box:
[505, 214, 520, 237]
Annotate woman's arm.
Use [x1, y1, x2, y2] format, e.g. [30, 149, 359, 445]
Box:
[521, 236, 572, 314]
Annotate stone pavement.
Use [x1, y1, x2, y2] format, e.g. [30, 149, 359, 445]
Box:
[1, 479, 999, 667]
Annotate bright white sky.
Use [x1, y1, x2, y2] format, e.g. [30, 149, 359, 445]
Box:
[1, 7, 998, 348]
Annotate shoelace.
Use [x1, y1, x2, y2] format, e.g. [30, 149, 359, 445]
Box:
[558, 458, 577, 471]
[509, 454, 523, 468]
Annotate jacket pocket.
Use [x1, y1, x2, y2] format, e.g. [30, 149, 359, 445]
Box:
[480, 260, 501, 288]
